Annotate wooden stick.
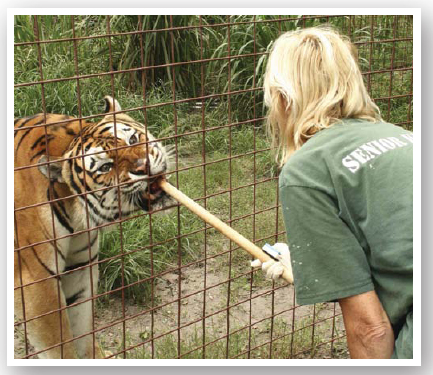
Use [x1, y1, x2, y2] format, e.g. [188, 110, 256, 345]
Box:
[159, 180, 293, 284]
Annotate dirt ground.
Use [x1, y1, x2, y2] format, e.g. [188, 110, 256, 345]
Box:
[15, 260, 349, 359]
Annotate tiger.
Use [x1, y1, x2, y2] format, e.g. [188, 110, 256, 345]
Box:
[14, 96, 174, 359]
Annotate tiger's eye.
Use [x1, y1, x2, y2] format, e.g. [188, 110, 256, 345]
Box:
[99, 163, 113, 173]
[129, 134, 139, 145]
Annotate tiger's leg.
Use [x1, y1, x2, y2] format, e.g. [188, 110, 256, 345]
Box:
[14, 251, 77, 359]
[62, 255, 103, 358]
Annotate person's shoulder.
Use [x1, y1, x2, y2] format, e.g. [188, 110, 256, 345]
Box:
[279, 137, 329, 188]
[333, 118, 411, 137]
[279, 119, 394, 188]
[279, 118, 411, 188]
[280, 120, 346, 173]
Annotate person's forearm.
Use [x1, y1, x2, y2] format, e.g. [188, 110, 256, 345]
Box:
[339, 291, 395, 359]
[345, 321, 395, 359]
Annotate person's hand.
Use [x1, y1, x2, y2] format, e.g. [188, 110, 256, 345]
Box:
[251, 243, 293, 281]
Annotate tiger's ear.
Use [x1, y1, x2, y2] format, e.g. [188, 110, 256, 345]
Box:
[38, 155, 65, 183]
[103, 95, 122, 113]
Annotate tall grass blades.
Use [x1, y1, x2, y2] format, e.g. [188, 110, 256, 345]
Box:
[14, 14, 413, 304]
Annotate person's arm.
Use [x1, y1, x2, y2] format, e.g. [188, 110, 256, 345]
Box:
[339, 290, 395, 359]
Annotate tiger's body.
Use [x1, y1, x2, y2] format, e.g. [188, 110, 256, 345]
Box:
[14, 97, 173, 359]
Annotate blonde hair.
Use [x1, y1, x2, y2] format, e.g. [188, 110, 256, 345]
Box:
[263, 26, 382, 166]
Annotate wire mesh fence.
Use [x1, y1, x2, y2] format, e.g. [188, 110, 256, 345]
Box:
[13, 14, 413, 359]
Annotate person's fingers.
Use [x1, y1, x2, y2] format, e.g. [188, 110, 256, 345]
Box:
[266, 262, 284, 280]
[262, 260, 276, 273]
[272, 263, 284, 280]
[251, 259, 262, 268]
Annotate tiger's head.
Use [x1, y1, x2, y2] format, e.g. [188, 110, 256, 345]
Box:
[38, 96, 175, 226]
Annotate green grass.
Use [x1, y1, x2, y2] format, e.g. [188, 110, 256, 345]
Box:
[14, 15, 413, 128]
[97, 135, 283, 303]
[14, 11, 412, 308]
[102, 312, 347, 359]
[14, 14, 412, 359]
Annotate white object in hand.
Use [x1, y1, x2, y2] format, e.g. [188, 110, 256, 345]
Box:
[251, 243, 293, 281]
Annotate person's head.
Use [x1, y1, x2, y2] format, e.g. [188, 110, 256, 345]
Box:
[263, 26, 382, 166]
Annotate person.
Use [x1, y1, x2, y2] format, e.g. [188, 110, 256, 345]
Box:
[252, 26, 413, 359]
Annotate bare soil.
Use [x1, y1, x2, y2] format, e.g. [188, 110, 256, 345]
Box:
[15, 259, 349, 359]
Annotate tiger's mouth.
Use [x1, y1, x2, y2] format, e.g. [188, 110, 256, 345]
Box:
[147, 177, 164, 199]
[136, 176, 167, 212]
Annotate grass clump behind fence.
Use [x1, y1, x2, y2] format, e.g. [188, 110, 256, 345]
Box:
[15, 15, 413, 125]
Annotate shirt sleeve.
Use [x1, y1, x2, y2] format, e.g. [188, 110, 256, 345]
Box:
[280, 184, 375, 305]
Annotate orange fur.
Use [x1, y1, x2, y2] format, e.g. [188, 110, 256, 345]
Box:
[14, 97, 173, 358]
[14, 114, 89, 358]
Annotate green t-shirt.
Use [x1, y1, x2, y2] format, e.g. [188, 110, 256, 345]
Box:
[279, 119, 413, 359]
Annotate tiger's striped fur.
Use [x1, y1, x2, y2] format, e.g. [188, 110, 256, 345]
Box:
[14, 96, 174, 358]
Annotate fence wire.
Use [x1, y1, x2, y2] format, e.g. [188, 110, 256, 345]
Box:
[13, 14, 413, 359]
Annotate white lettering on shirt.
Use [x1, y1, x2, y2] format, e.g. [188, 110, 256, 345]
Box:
[342, 155, 360, 173]
[342, 133, 412, 174]
[401, 133, 414, 143]
[379, 138, 397, 150]
[351, 148, 373, 164]
[360, 143, 383, 159]
[389, 137, 407, 147]
[368, 140, 389, 153]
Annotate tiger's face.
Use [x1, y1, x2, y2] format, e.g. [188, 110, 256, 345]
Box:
[39, 96, 175, 226]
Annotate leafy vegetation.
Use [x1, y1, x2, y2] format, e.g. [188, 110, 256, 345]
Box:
[14, 15, 413, 124]
[14, 14, 413, 358]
